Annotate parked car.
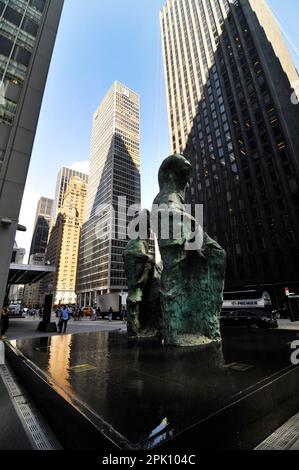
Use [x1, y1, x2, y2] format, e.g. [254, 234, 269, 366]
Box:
[8, 304, 24, 317]
[220, 309, 278, 329]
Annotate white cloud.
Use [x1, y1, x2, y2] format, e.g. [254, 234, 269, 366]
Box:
[15, 185, 40, 262]
[69, 160, 89, 175]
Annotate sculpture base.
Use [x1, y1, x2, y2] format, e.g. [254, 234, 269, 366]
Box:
[4, 328, 299, 450]
[128, 334, 160, 343]
[167, 334, 220, 347]
[37, 321, 57, 333]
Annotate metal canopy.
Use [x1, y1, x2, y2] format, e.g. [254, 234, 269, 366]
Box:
[8, 264, 55, 285]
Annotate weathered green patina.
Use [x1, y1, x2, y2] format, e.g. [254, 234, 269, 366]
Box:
[152, 154, 226, 347]
[123, 211, 161, 339]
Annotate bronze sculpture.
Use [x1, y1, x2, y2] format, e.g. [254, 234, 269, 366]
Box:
[123, 155, 226, 346]
[151, 154, 226, 346]
[123, 210, 161, 338]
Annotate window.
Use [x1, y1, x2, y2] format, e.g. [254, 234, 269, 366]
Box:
[0, 36, 13, 58]
[3, 5, 22, 27]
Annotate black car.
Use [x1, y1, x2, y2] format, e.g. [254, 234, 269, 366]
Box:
[220, 309, 278, 329]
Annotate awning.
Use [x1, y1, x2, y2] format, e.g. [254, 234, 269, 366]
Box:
[8, 263, 56, 285]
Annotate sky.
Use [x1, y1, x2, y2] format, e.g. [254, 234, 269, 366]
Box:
[16, 0, 299, 257]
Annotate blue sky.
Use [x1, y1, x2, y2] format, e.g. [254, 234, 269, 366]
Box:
[16, 0, 299, 254]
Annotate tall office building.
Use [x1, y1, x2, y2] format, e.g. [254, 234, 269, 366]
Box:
[77, 81, 141, 307]
[160, 0, 299, 303]
[0, 0, 64, 308]
[29, 196, 53, 256]
[52, 166, 89, 223]
[46, 176, 87, 305]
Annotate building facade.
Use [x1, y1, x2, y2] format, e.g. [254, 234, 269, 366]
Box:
[46, 176, 87, 305]
[77, 81, 141, 307]
[52, 166, 89, 224]
[22, 252, 46, 306]
[160, 0, 299, 304]
[9, 242, 25, 303]
[29, 196, 53, 256]
[0, 0, 64, 308]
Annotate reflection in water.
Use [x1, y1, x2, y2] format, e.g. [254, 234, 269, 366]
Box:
[149, 417, 169, 437]
[48, 335, 72, 398]
[12, 328, 299, 446]
[147, 417, 174, 448]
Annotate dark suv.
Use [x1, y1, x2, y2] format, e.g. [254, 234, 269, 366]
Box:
[220, 309, 278, 329]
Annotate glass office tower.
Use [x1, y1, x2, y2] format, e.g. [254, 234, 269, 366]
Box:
[29, 196, 53, 256]
[77, 82, 141, 307]
[160, 0, 299, 304]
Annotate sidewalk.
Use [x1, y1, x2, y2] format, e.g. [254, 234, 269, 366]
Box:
[0, 368, 32, 450]
[2, 316, 126, 341]
[256, 412, 299, 450]
[277, 319, 299, 331]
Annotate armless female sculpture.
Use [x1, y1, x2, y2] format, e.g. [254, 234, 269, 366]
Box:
[152, 154, 226, 346]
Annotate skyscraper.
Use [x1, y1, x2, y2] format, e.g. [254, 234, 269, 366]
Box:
[0, 0, 64, 308]
[77, 81, 141, 307]
[29, 196, 53, 256]
[52, 167, 89, 224]
[160, 0, 299, 304]
[46, 176, 87, 305]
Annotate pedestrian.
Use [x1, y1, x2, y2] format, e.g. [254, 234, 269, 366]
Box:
[121, 306, 126, 322]
[92, 306, 97, 321]
[122, 307, 128, 323]
[58, 305, 70, 334]
[0, 307, 9, 340]
[108, 307, 113, 322]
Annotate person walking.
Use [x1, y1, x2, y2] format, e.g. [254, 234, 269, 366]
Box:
[108, 307, 113, 322]
[92, 306, 97, 321]
[59, 305, 70, 334]
[122, 307, 128, 323]
[0, 307, 10, 340]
